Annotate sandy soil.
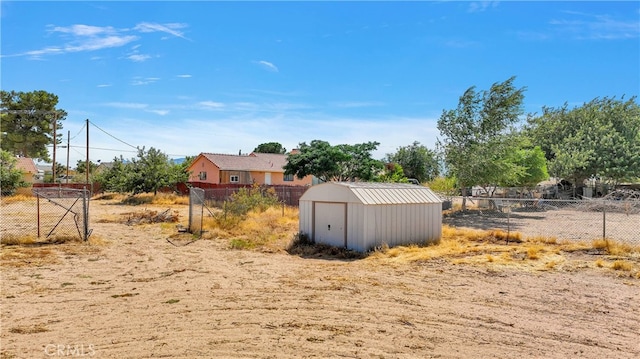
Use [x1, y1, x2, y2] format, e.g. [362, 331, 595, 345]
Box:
[1, 200, 639, 359]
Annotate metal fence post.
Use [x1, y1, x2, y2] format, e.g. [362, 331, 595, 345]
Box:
[602, 204, 606, 240]
[37, 192, 41, 238]
[83, 187, 89, 241]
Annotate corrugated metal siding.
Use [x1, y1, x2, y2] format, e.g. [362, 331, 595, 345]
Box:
[299, 182, 443, 252]
[352, 187, 441, 204]
[300, 182, 442, 205]
[299, 201, 313, 239]
[347, 203, 364, 251]
[362, 203, 440, 251]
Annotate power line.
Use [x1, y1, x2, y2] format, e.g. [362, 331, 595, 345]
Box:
[46, 144, 138, 153]
[69, 122, 86, 141]
[88, 120, 138, 149]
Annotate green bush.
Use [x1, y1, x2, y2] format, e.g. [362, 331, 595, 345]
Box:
[224, 185, 280, 217]
[211, 184, 281, 230]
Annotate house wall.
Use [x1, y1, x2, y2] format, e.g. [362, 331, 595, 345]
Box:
[15, 167, 36, 196]
[220, 170, 252, 184]
[188, 158, 221, 184]
[251, 171, 313, 186]
[188, 156, 313, 186]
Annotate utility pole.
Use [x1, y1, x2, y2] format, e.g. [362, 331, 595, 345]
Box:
[86, 119, 90, 185]
[52, 112, 57, 181]
[66, 130, 70, 184]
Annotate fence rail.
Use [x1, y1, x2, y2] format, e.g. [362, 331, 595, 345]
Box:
[188, 183, 308, 206]
[442, 197, 639, 244]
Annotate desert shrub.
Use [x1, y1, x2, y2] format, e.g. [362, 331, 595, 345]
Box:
[224, 185, 280, 216]
[117, 192, 188, 206]
[211, 185, 281, 229]
[0, 193, 35, 204]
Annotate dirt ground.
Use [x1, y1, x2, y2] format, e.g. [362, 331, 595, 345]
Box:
[1, 199, 639, 359]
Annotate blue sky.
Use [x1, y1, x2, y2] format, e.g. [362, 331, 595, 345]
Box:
[2, 1, 639, 166]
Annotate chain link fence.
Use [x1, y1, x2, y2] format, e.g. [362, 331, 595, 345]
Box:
[192, 185, 307, 206]
[443, 197, 640, 245]
[1, 188, 90, 242]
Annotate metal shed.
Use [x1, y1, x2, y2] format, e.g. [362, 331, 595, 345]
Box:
[299, 182, 443, 252]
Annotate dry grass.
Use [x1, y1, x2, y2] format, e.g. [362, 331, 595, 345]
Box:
[9, 324, 49, 334]
[223, 206, 299, 251]
[1, 234, 106, 267]
[591, 239, 638, 256]
[0, 194, 36, 204]
[611, 260, 633, 271]
[1, 246, 59, 267]
[93, 192, 189, 206]
[1, 234, 38, 246]
[367, 225, 640, 276]
[1, 233, 82, 246]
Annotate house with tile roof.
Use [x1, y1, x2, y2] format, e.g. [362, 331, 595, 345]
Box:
[14, 157, 39, 183]
[187, 152, 313, 186]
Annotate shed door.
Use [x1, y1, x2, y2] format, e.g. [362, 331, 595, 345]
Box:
[314, 202, 346, 248]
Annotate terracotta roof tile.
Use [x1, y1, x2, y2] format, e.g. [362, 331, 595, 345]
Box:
[199, 153, 288, 172]
[15, 157, 37, 174]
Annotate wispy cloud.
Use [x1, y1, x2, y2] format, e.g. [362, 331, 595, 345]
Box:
[133, 22, 190, 41]
[131, 77, 160, 86]
[51, 24, 118, 37]
[255, 60, 279, 72]
[198, 101, 225, 109]
[8, 21, 190, 59]
[468, 1, 499, 13]
[127, 54, 151, 62]
[177, 74, 192, 78]
[97, 84, 112, 88]
[147, 109, 170, 116]
[550, 11, 639, 40]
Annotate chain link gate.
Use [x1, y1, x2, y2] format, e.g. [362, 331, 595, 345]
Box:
[34, 187, 90, 241]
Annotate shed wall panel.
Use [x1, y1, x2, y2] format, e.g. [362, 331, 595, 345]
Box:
[298, 201, 313, 238]
[299, 182, 443, 252]
[314, 202, 346, 247]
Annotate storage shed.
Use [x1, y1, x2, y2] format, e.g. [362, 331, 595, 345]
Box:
[299, 182, 442, 252]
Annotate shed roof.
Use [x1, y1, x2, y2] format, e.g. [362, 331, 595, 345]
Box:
[302, 182, 442, 205]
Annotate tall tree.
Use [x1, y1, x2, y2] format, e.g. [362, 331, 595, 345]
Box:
[499, 145, 549, 188]
[386, 141, 440, 182]
[437, 77, 526, 204]
[95, 147, 190, 195]
[284, 140, 382, 182]
[253, 142, 286, 154]
[527, 96, 640, 186]
[335, 141, 384, 181]
[75, 160, 99, 174]
[0, 90, 67, 161]
[375, 163, 410, 183]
